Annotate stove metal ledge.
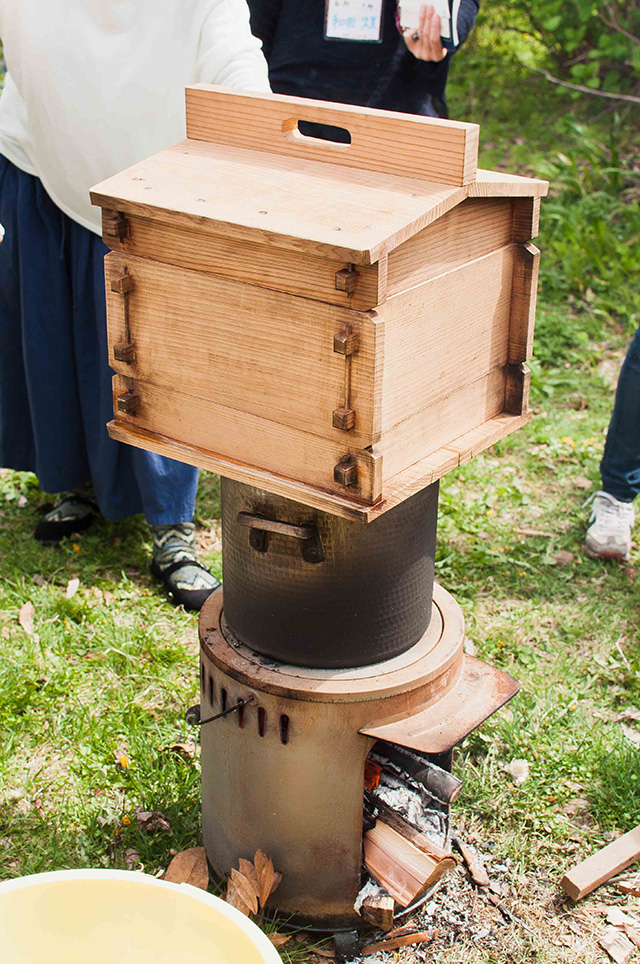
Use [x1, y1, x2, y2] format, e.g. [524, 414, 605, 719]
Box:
[359, 654, 519, 754]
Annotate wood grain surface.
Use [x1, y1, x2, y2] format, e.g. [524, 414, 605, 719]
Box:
[105, 251, 383, 447]
[103, 209, 385, 310]
[111, 374, 382, 505]
[186, 85, 479, 186]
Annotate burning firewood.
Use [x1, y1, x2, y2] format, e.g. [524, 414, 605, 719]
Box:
[363, 819, 456, 907]
[367, 792, 455, 862]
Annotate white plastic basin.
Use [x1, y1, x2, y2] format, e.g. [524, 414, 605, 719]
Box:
[0, 869, 282, 963]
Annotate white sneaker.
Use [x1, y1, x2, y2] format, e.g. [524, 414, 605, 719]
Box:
[584, 491, 635, 561]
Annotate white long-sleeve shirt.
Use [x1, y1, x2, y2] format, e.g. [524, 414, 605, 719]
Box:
[0, 0, 270, 233]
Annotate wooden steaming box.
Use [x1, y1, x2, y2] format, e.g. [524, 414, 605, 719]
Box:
[91, 86, 547, 522]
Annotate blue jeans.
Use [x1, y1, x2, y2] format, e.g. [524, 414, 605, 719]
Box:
[600, 324, 640, 503]
[0, 154, 198, 525]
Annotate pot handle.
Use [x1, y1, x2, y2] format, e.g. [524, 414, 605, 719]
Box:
[236, 512, 324, 564]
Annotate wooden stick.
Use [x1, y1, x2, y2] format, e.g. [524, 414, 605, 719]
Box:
[453, 836, 490, 887]
[561, 825, 640, 901]
[360, 929, 435, 956]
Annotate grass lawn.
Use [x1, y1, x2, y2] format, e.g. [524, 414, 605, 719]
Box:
[1, 14, 640, 964]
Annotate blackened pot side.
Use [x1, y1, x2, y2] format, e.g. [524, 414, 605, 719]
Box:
[220, 479, 438, 668]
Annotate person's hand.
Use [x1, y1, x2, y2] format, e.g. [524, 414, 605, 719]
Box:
[402, 5, 447, 62]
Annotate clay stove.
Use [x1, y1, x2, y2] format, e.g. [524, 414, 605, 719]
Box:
[196, 480, 518, 930]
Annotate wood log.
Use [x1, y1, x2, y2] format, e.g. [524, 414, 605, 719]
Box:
[359, 894, 395, 932]
[561, 826, 640, 902]
[363, 820, 456, 907]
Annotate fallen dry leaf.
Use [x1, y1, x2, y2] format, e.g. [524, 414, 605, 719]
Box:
[270, 871, 283, 897]
[124, 848, 140, 870]
[224, 850, 282, 919]
[620, 724, 640, 746]
[135, 808, 171, 833]
[574, 476, 593, 490]
[309, 948, 335, 960]
[226, 886, 252, 917]
[254, 848, 268, 880]
[164, 846, 209, 890]
[554, 550, 575, 565]
[18, 601, 34, 636]
[616, 709, 640, 723]
[268, 934, 291, 947]
[226, 874, 255, 917]
[230, 868, 259, 916]
[254, 849, 282, 908]
[257, 856, 276, 908]
[65, 578, 80, 599]
[162, 743, 195, 759]
[238, 857, 260, 898]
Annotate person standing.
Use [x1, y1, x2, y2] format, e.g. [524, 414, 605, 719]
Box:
[247, 1, 479, 123]
[0, 0, 270, 611]
[585, 326, 639, 561]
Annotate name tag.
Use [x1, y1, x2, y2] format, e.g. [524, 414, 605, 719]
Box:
[325, 0, 384, 43]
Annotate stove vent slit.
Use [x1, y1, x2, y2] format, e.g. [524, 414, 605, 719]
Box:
[199, 661, 204, 690]
[237, 702, 245, 728]
[279, 714, 290, 745]
[221, 688, 227, 712]
[258, 706, 266, 737]
[208, 673, 214, 708]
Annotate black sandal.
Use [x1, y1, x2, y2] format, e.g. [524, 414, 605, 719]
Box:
[34, 494, 99, 543]
[150, 558, 220, 613]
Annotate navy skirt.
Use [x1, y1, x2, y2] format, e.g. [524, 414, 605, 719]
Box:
[0, 154, 198, 524]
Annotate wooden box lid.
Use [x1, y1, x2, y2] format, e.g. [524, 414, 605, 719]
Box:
[91, 86, 546, 268]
